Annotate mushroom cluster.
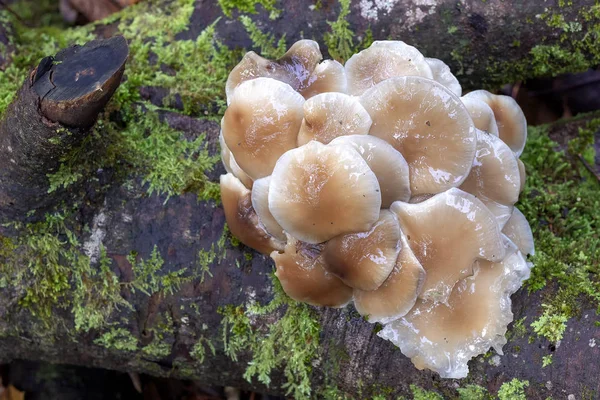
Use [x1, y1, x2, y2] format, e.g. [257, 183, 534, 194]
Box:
[219, 40, 535, 379]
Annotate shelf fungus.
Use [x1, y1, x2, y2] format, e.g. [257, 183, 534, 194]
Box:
[220, 39, 535, 379]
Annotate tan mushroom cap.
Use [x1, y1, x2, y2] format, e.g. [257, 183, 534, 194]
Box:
[251, 176, 285, 241]
[220, 173, 284, 255]
[330, 135, 411, 207]
[517, 159, 526, 192]
[425, 58, 462, 97]
[378, 248, 530, 378]
[345, 41, 433, 96]
[360, 76, 477, 196]
[301, 60, 347, 99]
[225, 40, 322, 103]
[463, 90, 527, 156]
[502, 208, 535, 256]
[269, 141, 382, 244]
[222, 77, 305, 180]
[354, 232, 425, 323]
[297, 92, 371, 146]
[322, 210, 401, 291]
[219, 131, 253, 188]
[460, 96, 499, 137]
[390, 188, 505, 303]
[460, 130, 521, 226]
[272, 235, 353, 307]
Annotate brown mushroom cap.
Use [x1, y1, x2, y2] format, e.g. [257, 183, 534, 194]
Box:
[272, 235, 353, 307]
[378, 248, 530, 378]
[251, 176, 285, 241]
[330, 135, 411, 207]
[220, 173, 284, 255]
[269, 141, 382, 244]
[460, 96, 499, 137]
[297, 92, 372, 146]
[463, 90, 527, 156]
[460, 130, 521, 227]
[502, 208, 535, 256]
[360, 76, 477, 196]
[390, 188, 505, 303]
[322, 210, 401, 291]
[222, 77, 305, 180]
[345, 41, 433, 96]
[219, 131, 253, 188]
[353, 231, 426, 323]
[517, 159, 526, 193]
[425, 58, 462, 97]
[301, 60, 347, 98]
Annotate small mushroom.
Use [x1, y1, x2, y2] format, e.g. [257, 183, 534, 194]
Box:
[517, 158, 526, 192]
[345, 41, 433, 96]
[221, 77, 305, 180]
[322, 210, 401, 291]
[425, 57, 462, 97]
[220, 173, 284, 255]
[460, 130, 521, 227]
[297, 92, 371, 146]
[219, 131, 253, 188]
[329, 135, 411, 206]
[301, 60, 348, 98]
[463, 90, 527, 156]
[353, 232, 426, 323]
[502, 208, 535, 256]
[378, 248, 530, 379]
[251, 176, 286, 241]
[269, 141, 381, 244]
[461, 96, 499, 137]
[390, 188, 505, 303]
[360, 76, 477, 196]
[272, 235, 353, 307]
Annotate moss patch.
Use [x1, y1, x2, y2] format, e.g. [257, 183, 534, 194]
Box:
[497, 378, 529, 400]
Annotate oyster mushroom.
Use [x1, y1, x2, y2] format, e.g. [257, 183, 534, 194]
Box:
[251, 176, 285, 241]
[322, 210, 401, 291]
[221, 77, 305, 180]
[461, 96, 500, 137]
[502, 208, 535, 256]
[425, 57, 462, 97]
[219, 131, 253, 188]
[301, 60, 348, 98]
[517, 159, 526, 192]
[220, 173, 284, 255]
[269, 141, 381, 244]
[390, 188, 505, 303]
[297, 92, 371, 146]
[272, 235, 353, 307]
[360, 76, 477, 196]
[345, 40, 433, 96]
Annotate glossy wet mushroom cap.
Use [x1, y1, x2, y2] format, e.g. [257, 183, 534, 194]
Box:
[301, 60, 347, 98]
[251, 176, 285, 241]
[219, 131, 253, 188]
[502, 208, 535, 256]
[517, 159, 526, 192]
[425, 57, 462, 97]
[461, 96, 499, 137]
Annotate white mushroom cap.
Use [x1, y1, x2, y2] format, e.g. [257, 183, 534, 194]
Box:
[378, 248, 530, 379]
[353, 231, 425, 323]
[330, 135, 411, 207]
[517, 158, 526, 193]
[460, 96, 499, 137]
[344, 41, 433, 96]
[322, 210, 401, 291]
[219, 131, 253, 188]
[272, 235, 353, 307]
[279, 39, 323, 90]
[221, 77, 305, 180]
[463, 90, 527, 156]
[390, 188, 505, 303]
[297, 92, 371, 146]
[251, 176, 285, 241]
[269, 141, 381, 244]
[425, 57, 462, 97]
[220, 173, 284, 255]
[360, 76, 477, 196]
[301, 60, 348, 98]
[502, 208, 535, 256]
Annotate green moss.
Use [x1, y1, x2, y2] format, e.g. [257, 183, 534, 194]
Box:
[218, 0, 280, 19]
[323, 0, 373, 63]
[239, 15, 286, 59]
[190, 336, 216, 363]
[457, 385, 490, 400]
[542, 354, 553, 368]
[94, 328, 138, 352]
[497, 379, 529, 400]
[410, 385, 443, 400]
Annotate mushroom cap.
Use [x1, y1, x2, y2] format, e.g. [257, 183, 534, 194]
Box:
[517, 158, 526, 193]
[390, 188, 505, 303]
[425, 57, 462, 97]
[272, 235, 353, 307]
[279, 39, 323, 91]
[219, 131, 253, 188]
[460, 96, 499, 137]
[297, 92, 371, 146]
[345, 41, 433, 96]
[322, 210, 401, 291]
[269, 141, 382, 244]
[330, 135, 411, 207]
[463, 90, 527, 156]
[502, 208, 535, 256]
[301, 60, 347, 98]
[220, 173, 284, 255]
[378, 248, 530, 379]
[222, 77, 305, 180]
[360, 76, 477, 196]
[353, 231, 426, 323]
[251, 176, 285, 241]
